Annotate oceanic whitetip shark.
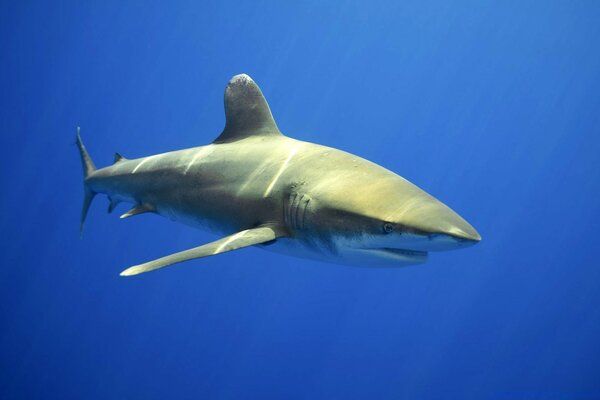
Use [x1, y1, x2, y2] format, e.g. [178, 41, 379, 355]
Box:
[76, 74, 480, 276]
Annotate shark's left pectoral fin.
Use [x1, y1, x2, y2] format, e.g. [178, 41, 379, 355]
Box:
[120, 225, 285, 276]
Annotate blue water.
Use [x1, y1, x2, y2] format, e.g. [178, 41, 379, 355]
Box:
[2, 1, 600, 399]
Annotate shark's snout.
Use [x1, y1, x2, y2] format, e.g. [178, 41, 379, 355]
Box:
[395, 198, 481, 252]
[444, 224, 481, 243]
[436, 208, 481, 244]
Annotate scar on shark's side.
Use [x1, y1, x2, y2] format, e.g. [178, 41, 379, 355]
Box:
[77, 74, 480, 276]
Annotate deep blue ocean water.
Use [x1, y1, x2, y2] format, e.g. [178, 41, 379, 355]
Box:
[2, 1, 600, 399]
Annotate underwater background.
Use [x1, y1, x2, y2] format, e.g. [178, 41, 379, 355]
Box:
[2, 1, 600, 399]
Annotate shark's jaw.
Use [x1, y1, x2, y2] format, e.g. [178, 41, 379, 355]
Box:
[331, 231, 478, 267]
[328, 234, 429, 266]
[378, 247, 429, 260]
[353, 247, 429, 265]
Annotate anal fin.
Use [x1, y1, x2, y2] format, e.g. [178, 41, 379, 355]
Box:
[120, 225, 284, 276]
[107, 197, 120, 213]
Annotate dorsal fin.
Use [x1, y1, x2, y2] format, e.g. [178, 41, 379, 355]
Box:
[113, 153, 126, 163]
[213, 74, 282, 144]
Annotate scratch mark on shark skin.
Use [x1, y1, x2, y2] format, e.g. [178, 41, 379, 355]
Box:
[132, 155, 162, 174]
[131, 158, 150, 174]
[184, 146, 214, 175]
[213, 230, 247, 254]
[184, 153, 202, 175]
[237, 159, 270, 195]
[263, 144, 301, 198]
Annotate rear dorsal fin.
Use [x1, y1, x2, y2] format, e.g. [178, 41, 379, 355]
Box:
[213, 74, 282, 144]
[114, 153, 126, 163]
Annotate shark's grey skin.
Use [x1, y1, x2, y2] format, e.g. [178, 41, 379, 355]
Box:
[77, 74, 480, 276]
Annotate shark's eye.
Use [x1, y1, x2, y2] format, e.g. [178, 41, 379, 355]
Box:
[382, 222, 394, 234]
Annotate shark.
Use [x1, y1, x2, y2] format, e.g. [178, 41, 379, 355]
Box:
[76, 74, 480, 276]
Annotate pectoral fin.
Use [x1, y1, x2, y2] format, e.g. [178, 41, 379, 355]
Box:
[120, 204, 154, 219]
[120, 225, 283, 276]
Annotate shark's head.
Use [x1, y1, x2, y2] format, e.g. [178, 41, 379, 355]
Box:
[303, 165, 481, 267]
[333, 202, 480, 267]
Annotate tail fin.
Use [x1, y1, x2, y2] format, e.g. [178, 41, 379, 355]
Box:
[76, 127, 97, 235]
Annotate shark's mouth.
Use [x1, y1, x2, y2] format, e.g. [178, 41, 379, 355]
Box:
[349, 247, 428, 265]
[381, 248, 428, 257]
[373, 247, 429, 263]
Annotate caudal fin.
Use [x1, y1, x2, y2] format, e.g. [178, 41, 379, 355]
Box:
[75, 127, 97, 235]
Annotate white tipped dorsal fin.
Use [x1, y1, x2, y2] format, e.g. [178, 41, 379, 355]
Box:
[120, 203, 154, 219]
[213, 74, 282, 144]
[120, 225, 284, 276]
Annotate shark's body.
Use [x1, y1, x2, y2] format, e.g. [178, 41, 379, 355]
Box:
[77, 74, 480, 276]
